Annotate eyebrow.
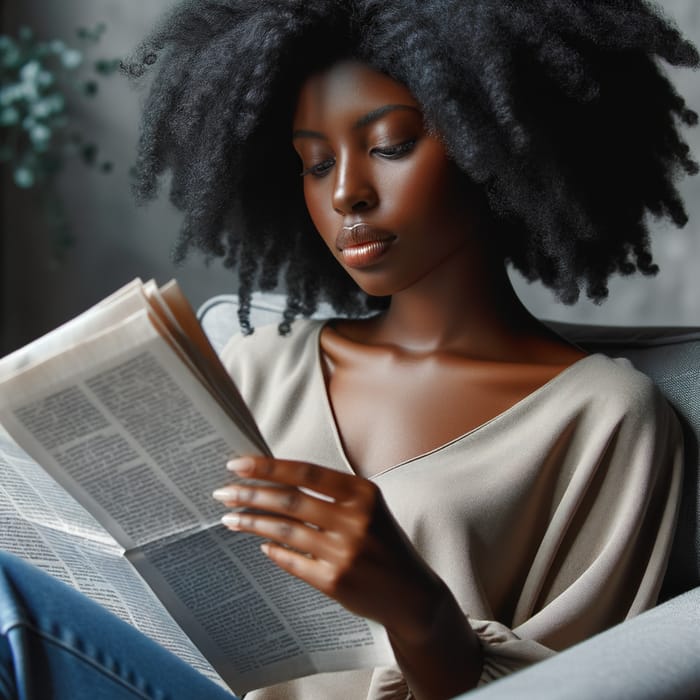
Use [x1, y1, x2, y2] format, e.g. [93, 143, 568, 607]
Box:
[355, 103, 420, 127]
[292, 104, 420, 140]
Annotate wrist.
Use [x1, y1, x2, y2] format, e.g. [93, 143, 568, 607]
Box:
[379, 573, 449, 644]
[387, 580, 477, 652]
[387, 586, 483, 699]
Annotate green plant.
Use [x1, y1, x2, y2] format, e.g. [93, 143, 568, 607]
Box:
[0, 23, 120, 255]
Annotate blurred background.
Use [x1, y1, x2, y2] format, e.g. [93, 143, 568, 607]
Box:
[1, 0, 699, 354]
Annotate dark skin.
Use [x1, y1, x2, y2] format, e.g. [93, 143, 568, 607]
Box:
[213, 61, 586, 699]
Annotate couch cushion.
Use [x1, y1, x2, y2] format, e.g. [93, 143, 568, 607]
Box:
[462, 586, 700, 700]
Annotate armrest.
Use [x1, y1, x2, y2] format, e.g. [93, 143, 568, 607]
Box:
[460, 587, 700, 700]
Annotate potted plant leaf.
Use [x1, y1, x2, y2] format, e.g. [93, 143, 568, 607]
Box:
[0, 23, 120, 257]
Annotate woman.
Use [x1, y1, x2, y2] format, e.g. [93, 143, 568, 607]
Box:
[0, 1, 695, 699]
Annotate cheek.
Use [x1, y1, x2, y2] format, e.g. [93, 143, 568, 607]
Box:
[389, 155, 459, 224]
[303, 182, 337, 248]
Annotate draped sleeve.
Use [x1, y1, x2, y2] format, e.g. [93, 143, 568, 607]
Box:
[466, 369, 683, 684]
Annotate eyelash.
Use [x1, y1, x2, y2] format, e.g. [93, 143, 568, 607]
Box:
[300, 158, 335, 178]
[373, 139, 417, 159]
[300, 139, 417, 178]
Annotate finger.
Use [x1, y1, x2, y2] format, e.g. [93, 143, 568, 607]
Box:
[213, 483, 352, 531]
[227, 456, 374, 503]
[260, 541, 339, 594]
[221, 510, 341, 561]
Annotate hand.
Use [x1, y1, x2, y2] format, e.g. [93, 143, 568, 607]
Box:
[213, 455, 483, 698]
[212, 455, 444, 640]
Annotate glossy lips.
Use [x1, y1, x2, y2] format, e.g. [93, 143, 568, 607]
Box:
[336, 224, 396, 268]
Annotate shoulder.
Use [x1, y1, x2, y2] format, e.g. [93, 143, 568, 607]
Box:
[568, 353, 668, 413]
[218, 319, 329, 443]
[220, 318, 325, 387]
[562, 353, 681, 452]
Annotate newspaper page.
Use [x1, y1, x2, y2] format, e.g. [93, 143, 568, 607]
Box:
[0, 427, 225, 686]
[0, 280, 394, 693]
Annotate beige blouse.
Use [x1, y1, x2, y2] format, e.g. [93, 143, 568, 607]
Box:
[221, 319, 683, 700]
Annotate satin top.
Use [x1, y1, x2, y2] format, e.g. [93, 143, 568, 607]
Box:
[221, 319, 683, 699]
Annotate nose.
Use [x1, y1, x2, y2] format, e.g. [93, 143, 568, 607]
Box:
[331, 154, 378, 215]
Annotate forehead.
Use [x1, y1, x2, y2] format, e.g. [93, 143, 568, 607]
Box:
[293, 60, 419, 128]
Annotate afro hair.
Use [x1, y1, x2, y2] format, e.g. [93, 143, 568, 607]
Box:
[124, 0, 699, 333]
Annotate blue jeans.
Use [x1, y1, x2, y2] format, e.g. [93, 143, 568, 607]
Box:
[0, 551, 238, 699]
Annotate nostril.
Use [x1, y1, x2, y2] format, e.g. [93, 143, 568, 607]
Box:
[352, 200, 369, 211]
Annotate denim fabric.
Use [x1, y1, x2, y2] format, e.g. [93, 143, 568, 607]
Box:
[0, 552, 238, 700]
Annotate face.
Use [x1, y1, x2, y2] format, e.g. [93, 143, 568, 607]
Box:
[292, 60, 473, 298]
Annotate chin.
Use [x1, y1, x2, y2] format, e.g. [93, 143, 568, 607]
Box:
[349, 274, 402, 299]
[351, 268, 432, 299]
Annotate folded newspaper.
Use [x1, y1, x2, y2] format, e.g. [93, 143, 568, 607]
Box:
[0, 279, 393, 694]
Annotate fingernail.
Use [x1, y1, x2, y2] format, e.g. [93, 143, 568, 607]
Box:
[227, 457, 255, 475]
[221, 513, 241, 529]
[212, 487, 237, 502]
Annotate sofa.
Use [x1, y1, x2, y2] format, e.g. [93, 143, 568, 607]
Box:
[198, 293, 700, 700]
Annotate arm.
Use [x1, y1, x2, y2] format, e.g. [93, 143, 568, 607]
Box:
[387, 584, 483, 700]
[214, 455, 483, 700]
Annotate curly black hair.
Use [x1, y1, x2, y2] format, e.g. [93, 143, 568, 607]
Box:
[124, 0, 699, 333]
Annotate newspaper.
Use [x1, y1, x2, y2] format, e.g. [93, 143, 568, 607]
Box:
[0, 279, 393, 694]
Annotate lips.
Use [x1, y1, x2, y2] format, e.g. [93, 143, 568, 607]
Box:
[335, 224, 396, 268]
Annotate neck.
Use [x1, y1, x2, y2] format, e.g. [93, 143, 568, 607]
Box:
[370, 236, 543, 359]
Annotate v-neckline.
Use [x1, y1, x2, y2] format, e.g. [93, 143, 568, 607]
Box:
[309, 320, 598, 479]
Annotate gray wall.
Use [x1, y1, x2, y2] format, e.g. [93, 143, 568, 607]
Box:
[2, 0, 699, 353]
[2, 0, 235, 353]
[512, 0, 700, 326]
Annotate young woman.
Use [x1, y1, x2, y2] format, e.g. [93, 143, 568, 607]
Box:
[1, 1, 696, 699]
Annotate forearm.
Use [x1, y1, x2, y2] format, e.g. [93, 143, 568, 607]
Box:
[387, 583, 483, 700]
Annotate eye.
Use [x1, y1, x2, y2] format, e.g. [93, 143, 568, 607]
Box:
[300, 157, 335, 178]
[372, 139, 417, 160]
